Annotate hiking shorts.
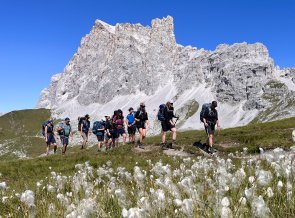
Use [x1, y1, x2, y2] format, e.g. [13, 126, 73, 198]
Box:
[60, 136, 69, 146]
[96, 134, 105, 142]
[128, 125, 136, 135]
[161, 121, 175, 132]
[117, 128, 126, 136]
[136, 122, 146, 130]
[205, 123, 215, 135]
[81, 132, 88, 141]
[47, 134, 56, 145]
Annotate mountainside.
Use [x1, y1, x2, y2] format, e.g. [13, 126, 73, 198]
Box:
[0, 109, 51, 159]
[37, 16, 295, 134]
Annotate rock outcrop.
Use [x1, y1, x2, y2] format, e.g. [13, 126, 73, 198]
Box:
[37, 16, 295, 134]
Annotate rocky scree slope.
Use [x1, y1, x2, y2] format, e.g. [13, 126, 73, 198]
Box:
[37, 16, 295, 135]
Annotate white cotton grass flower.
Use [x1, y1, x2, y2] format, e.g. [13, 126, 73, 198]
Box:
[248, 176, 255, 184]
[0, 181, 7, 190]
[251, 195, 270, 218]
[266, 187, 274, 198]
[239, 197, 247, 206]
[47, 184, 55, 193]
[174, 199, 183, 207]
[20, 190, 35, 207]
[66, 198, 96, 218]
[122, 207, 144, 218]
[255, 170, 272, 186]
[181, 198, 194, 217]
[277, 180, 283, 190]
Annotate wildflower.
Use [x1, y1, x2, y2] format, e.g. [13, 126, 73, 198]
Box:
[251, 196, 270, 218]
[266, 187, 274, 198]
[20, 190, 35, 207]
[277, 180, 283, 190]
[181, 198, 194, 217]
[0, 181, 7, 190]
[256, 170, 272, 186]
[239, 197, 247, 206]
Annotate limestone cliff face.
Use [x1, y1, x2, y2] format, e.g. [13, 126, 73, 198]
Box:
[37, 16, 295, 133]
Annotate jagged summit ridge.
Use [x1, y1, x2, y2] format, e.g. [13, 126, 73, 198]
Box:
[37, 16, 295, 134]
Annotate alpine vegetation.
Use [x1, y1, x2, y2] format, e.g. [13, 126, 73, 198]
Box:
[1, 147, 294, 217]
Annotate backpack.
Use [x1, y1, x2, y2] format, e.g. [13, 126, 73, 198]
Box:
[200, 103, 211, 122]
[42, 121, 49, 136]
[57, 122, 65, 135]
[92, 121, 104, 135]
[78, 117, 85, 131]
[63, 125, 71, 137]
[157, 104, 166, 122]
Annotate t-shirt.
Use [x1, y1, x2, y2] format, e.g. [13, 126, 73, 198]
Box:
[163, 106, 175, 121]
[135, 110, 148, 122]
[127, 113, 135, 124]
[82, 120, 90, 133]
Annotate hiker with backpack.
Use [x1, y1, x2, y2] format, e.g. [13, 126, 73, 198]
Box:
[200, 101, 220, 154]
[92, 118, 106, 152]
[104, 115, 115, 150]
[44, 120, 57, 155]
[158, 100, 179, 149]
[126, 107, 136, 144]
[79, 114, 91, 149]
[58, 118, 72, 155]
[113, 109, 127, 145]
[135, 102, 149, 149]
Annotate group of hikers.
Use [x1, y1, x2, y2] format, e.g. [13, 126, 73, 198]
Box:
[42, 100, 220, 155]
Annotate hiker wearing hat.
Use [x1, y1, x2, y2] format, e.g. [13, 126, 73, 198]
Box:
[161, 100, 179, 149]
[135, 102, 149, 149]
[80, 114, 91, 149]
[44, 120, 58, 155]
[126, 107, 136, 144]
[60, 118, 72, 155]
[202, 101, 220, 154]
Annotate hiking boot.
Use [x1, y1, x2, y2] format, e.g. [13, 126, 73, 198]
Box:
[207, 147, 213, 154]
[161, 142, 169, 150]
[170, 140, 176, 149]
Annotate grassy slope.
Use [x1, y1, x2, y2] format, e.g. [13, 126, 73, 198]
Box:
[0, 109, 294, 192]
[0, 109, 51, 159]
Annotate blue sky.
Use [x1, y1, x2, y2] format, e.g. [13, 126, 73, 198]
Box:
[0, 0, 294, 112]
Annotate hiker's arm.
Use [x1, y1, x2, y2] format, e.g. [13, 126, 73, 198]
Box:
[80, 124, 83, 135]
[45, 126, 48, 141]
[203, 118, 208, 126]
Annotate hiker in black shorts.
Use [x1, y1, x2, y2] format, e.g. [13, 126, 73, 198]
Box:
[161, 100, 178, 149]
[203, 101, 220, 154]
[126, 107, 136, 144]
[135, 102, 149, 149]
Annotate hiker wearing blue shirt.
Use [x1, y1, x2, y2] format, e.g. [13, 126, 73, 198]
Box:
[80, 114, 91, 149]
[57, 118, 73, 155]
[44, 120, 57, 155]
[126, 107, 136, 144]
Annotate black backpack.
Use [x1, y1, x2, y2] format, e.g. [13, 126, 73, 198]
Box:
[78, 117, 85, 131]
[200, 103, 211, 122]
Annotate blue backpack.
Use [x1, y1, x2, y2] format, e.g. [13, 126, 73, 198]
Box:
[157, 104, 166, 122]
[200, 103, 211, 122]
[92, 121, 105, 135]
